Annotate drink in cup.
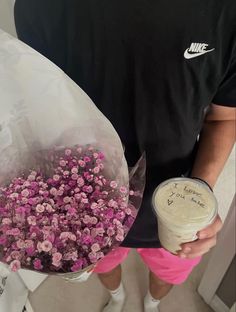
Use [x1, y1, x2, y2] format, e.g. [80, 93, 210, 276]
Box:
[152, 178, 218, 254]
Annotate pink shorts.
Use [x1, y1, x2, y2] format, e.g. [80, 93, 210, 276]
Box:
[93, 247, 201, 285]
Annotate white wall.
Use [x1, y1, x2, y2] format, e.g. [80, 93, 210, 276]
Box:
[0, 0, 16, 36]
[214, 147, 235, 221]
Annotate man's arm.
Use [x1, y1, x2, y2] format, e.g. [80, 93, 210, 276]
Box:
[191, 104, 235, 187]
[178, 103, 236, 259]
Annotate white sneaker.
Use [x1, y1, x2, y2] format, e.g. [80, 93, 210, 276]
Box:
[102, 283, 126, 312]
[144, 304, 160, 312]
[143, 290, 161, 312]
[102, 297, 126, 312]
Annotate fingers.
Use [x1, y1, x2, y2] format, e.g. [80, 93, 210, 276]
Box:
[176, 214, 223, 259]
[177, 236, 217, 259]
[197, 214, 223, 239]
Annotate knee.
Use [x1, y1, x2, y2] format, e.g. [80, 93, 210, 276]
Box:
[149, 271, 173, 287]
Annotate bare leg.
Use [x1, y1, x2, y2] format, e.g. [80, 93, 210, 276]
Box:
[97, 265, 122, 290]
[97, 265, 126, 312]
[144, 271, 173, 311]
[149, 270, 173, 299]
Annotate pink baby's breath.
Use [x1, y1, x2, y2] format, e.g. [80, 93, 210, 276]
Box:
[59, 160, 67, 167]
[81, 198, 89, 204]
[50, 187, 58, 196]
[41, 240, 53, 252]
[57, 189, 64, 196]
[24, 239, 34, 248]
[90, 217, 98, 225]
[91, 202, 98, 209]
[10, 260, 21, 272]
[0, 145, 140, 274]
[10, 251, 21, 260]
[16, 240, 25, 249]
[93, 167, 100, 174]
[84, 156, 91, 163]
[71, 167, 78, 174]
[53, 175, 60, 181]
[6, 228, 20, 236]
[65, 149, 72, 156]
[45, 203, 54, 212]
[110, 181, 118, 188]
[71, 259, 83, 272]
[68, 233, 76, 241]
[96, 251, 105, 260]
[78, 160, 86, 167]
[33, 259, 43, 270]
[119, 186, 128, 194]
[52, 252, 62, 266]
[125, 208, 132, 215]
[88, 252, 97, 263]
[91, 243, 100, 253]
[36, 204, 45, 213]
[2, 218, 12, 225]
[21, 189, 30, 197]
[63, 196, 71, 204]
[77, 177, 85, 187]
[28, 174, 36, 181]
[107, 227, 115, 236]
[115, 234, 124, 241]
[71, 173, 79, 180]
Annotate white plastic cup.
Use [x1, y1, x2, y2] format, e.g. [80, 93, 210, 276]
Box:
[152, 178, 218, 254]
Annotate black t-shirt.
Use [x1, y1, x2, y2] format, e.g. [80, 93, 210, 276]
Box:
[14, 0, 236, 248]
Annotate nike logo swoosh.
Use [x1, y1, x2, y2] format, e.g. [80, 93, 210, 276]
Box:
[184, 48, 215, 59]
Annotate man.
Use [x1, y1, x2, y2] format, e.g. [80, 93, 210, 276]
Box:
[14, 1, 236, 311]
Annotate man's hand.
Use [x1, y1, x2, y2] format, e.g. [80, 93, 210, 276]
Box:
[177, 214, 223, 259]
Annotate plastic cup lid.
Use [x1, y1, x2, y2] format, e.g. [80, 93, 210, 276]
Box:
[152, 178, 218, 227]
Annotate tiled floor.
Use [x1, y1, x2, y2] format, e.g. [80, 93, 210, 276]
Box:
[29, 249, 213, 312]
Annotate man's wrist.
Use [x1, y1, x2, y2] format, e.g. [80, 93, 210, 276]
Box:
[190, 176, 214, 192]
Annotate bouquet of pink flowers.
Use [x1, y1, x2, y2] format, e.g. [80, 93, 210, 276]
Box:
[0, 145, 144, 274]
[0, 30, 145, 293]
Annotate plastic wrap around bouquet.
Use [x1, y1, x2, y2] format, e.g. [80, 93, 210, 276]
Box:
[0, 29, 146, 291]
